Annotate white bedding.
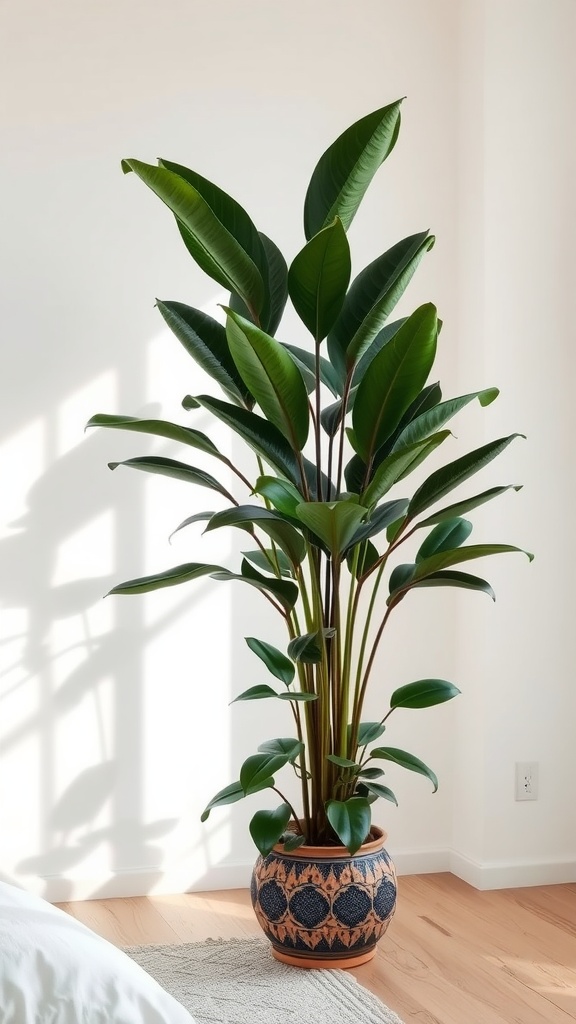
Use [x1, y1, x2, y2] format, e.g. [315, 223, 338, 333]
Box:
[0, 882, 194, 1023]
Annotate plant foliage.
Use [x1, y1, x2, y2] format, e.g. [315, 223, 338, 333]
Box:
[90, 101, 531, 857]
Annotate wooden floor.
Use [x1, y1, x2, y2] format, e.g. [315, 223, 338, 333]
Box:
[57, 874, 576, 1024]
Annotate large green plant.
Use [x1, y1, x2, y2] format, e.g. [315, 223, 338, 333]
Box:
[89, 100, 531, 856]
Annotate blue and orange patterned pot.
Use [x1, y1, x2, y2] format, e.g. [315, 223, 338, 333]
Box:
[250, 826, 397, 968]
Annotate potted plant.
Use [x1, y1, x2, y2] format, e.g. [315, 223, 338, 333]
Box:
[88, 99, 531, 968]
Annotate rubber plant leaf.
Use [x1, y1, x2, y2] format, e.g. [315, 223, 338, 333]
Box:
[288, 217, 351, 340]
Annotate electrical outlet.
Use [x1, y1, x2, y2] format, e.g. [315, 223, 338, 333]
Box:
[515, 761, 538, 801]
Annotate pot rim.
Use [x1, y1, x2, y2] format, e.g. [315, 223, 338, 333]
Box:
[272, 824, 387, 859]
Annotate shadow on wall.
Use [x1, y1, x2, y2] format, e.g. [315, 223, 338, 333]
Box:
[0, 390, 232, 902]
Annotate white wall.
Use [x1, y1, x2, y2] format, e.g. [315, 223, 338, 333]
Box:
[0, 0, 572, 901]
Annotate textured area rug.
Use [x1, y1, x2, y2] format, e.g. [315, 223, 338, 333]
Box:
[126, 937, 404, 1024]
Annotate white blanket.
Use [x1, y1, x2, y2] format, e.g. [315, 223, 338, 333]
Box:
[0, 882, 194, 1023]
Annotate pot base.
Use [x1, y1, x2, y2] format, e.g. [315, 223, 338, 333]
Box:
[272, 944, 377, 970]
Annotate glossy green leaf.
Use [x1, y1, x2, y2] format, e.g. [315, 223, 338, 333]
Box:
[200, 777, 273, 821]
[281, 342, 341, 397]
[257, 737, 303, 761]
[362, 432, 450, 508]
[225, 309, 309, 450]
[253, 477, 304, 519]
[416, 518, 473, 562]
[326, 755, 359, 769]
[86, 414, 222, 459]
[387, 563, 415, 595]
[352, 304, 438, 465]
[325, 797, 371, 855]
[259, 233, 289, 336]
[240, 752, 291, 794]
[204, 504, 305, 566]
[416, 485, 523, 528]
[232, 685, 278, 702]
[278, 692, 318, 702]
[346, 498, 409, 549]
[287, 630, 324, 664]
[108, 562, 225, 596]
[158, 158, 276, 331]
[122, 159, 264, 316]
[250, 803, 292, 857]
[392, 570, 496, 602]
[351, 318, 406, 387]
[288, 218, 351, 340]
[169, 511, 215, 542]
[408, 544, 533, 581]
[390, 679, 461, 709]
[242, 548, 293, 577]
[332, 232, 435, 375]
[245, 637, 295, 685]
[212, 559, 299, 611]
[108, 456, 235, 502]
[407, 434, 525, 519]
[394, 388, 499, 450]
[346, 540, 380, 578]
[304, 100, 403, 239]
[194, 395, 302, 485]
[370, 746, 438, 792]
[357, 767, 385, 780]
[156, 301, 253, 408]
[350, 721, 386, 747]
[295, 501, 368, 554]
[357, 781, 398, 805]
[282, 833, 307, 852]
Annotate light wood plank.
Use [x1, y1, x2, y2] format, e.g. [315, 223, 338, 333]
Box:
[56, 875, 576, 1024]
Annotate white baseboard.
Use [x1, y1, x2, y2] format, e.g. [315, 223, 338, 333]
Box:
[448, 850, 576, 890]
[13, 847, 576, 903]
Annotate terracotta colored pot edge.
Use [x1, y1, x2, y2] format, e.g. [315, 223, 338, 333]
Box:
[272, 824, 387, 859]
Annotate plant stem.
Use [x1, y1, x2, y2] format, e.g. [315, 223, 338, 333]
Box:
[314, 341, 323, 501]
[335, 372, 353, 497]
[270, 787, 303, 835]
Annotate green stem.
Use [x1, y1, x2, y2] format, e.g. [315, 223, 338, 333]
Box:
[270, 787, 303, 836]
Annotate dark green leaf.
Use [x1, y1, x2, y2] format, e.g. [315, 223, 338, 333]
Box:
[108, 456, 234, 502]
[204, 504, 305, 566]
[108, 561, 225, 596]
[362, 432, 451, 508]
[390, 679, 461, 709]
[351, 318, 406, 387]
[370, 746, 438, 792]
[250, 804, 292, 857]
[254, 477, 304, 519]
[350, 721, 386, 747]
[329, 232, 435, 376]
[182, 395, 201, 410]
[168, 512, 214, 543]
[278, 692, 318, 702]
[416, 485, 523, 528]
[260, 233, 289, 336]
[295, 500, 368, 554]
[212, 559, 299, 611]
[288, 218, 351, 340]
[281, 343, 341, 397]
[87, 414, 222, 459]
[357, 781, 398, 805]
[225, 309, 309, 450]
[287, 630, 324, 664]
[407, 543, 533, 583]
[407, 434, 525, 519]
[346, 498, 409, 548]
[394, 388, 499, 450]
[245, 637, 295, 685]
[195, 396, 302, 486]
[394, 570, 496, 601]
[304, 100, 403, 239]
[388, 563, 415, 595]
[352, 304, 438, 464]
[156, 301, 253, 408]
[201, 778, 273, 821]
[325, 797, 371, 855]
[232, 685, 279, 702]
[242, 548, 293, 577]
[122, 159, 264, 316]
[357, 767, 385, 780]
[326, 754, 359, 769]
[282, 833, 307, 852]
[240, 752, 291, 794]
[346, 540, 380, 578]
[416, 518, 473, 562]
[257, 737, 303, 761]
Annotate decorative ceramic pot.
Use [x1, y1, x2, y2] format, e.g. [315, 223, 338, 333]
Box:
[250, 826, 397, 969]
